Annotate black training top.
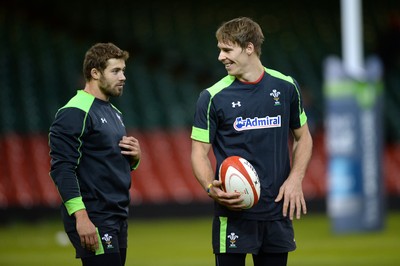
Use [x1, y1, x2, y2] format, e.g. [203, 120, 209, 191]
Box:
[49, 90, 133, 230]
[191, 67, 308, 221]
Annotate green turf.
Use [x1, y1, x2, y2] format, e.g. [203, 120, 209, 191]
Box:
[0, 212, 399, 266]
[291, 213, 400, 266]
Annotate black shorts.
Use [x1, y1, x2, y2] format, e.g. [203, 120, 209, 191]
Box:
[212, 216, 296, 254]
[66, 219, 128, 259]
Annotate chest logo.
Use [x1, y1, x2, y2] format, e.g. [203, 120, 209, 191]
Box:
[234, 115, 281, 131]
[232, 101, 241, 108]
[270, 89, 281, 106]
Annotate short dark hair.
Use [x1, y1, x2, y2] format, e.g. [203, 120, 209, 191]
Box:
[83, 42, 129, 81]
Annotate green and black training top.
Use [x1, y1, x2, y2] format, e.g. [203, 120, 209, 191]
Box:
[191, 67, 308, 220]
[49, 90, 135, 230]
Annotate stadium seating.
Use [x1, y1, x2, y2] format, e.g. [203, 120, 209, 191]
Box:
[0, 0, 399, 209]
[1, 128, 400, 208]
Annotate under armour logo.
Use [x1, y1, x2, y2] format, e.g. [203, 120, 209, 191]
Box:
[101, 118, 108, 123]
[232, 101, 241, 108]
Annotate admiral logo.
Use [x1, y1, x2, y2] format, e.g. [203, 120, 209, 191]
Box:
[234, 115, 281, 131]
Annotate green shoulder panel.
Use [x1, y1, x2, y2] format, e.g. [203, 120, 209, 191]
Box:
[57, 90, 93, 165]
[61, 90, 95, 113]
[264, 67, 295, 85]
[192, 75, 235, 143]
[206, 75, 236, 96]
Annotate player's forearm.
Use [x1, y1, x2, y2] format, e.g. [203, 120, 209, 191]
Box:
[50, 168, 82, 204]
[191, 142, 214, 191]
[290, 127, 313, 180]
[192, 156, 214, 191]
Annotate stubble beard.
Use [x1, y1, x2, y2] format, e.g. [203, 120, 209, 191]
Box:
[99, 77, 123, 98]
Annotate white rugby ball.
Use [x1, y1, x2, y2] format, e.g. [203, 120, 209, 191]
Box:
[218, 156, 260, 209]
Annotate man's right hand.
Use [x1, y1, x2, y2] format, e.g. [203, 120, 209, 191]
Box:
[74, 209, 99, 252]
[208, 180, 246, 210]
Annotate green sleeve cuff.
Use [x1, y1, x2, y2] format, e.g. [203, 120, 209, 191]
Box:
[131, 159, 140, 171]
[300, 110, 308, 127]
[191, 126, 210, 143]
[64, 196, 86, 216]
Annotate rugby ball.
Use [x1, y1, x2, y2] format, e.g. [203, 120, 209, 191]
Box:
[218, 156, 260, 209]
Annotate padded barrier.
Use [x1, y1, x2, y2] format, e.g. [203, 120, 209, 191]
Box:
[0, 129, 399, 208]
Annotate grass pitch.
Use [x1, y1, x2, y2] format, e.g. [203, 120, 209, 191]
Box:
[0, 212, 399, 266]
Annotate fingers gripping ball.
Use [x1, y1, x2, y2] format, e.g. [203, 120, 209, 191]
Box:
[218, 156, 260, 209]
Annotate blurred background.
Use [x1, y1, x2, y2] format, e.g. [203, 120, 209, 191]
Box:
[0, 0, 399, 224]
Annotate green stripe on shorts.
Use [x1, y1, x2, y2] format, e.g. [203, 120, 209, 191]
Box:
[95, 227, 104, 255]
[219, 217, 228, 253]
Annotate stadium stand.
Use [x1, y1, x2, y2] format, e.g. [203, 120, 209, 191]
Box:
[0, 0, 399, 212]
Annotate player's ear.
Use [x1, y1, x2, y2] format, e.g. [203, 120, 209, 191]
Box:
[245, 42, 254, 55]
[90, 68, 100, 80]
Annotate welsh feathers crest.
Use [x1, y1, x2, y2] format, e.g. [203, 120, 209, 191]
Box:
[270, 89, 281, 106]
